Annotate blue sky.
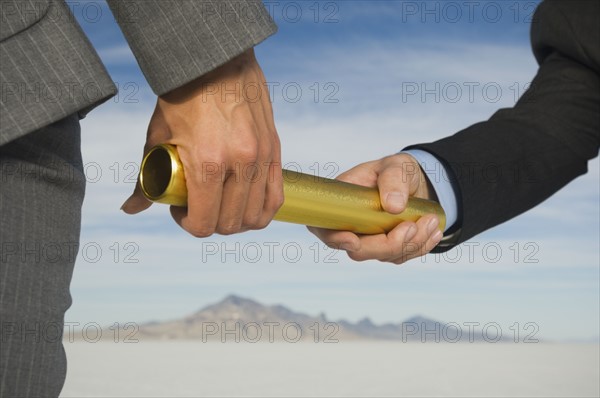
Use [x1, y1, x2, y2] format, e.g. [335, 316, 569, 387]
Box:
[66, 1, 599, 341]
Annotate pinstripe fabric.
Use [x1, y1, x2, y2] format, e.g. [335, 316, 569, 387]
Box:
[0, 114, 84, 398]
[106, 0, 277, 95]
[0, 0, 49, 41]
[0, 0, 117, 146]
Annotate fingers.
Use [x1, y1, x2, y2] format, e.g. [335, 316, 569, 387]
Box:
[238, 161, 267, 232]
[217, 171, 253, 234]
[387, 214, 443, 264]
[170, 157, 225, 238]
[169, 131, 280, 237]
[261, 158, 284, 227]
[309, 214, 443, 265]
[244, 91, 283, 230]
[260, 94, 283, 225]
[344, 222, 417, 262]
[307, 227, 361, 252]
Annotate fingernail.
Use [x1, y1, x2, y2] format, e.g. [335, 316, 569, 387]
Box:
[427, 217, 439, 234]
[386, 192, 405, 211]
[405, 225, 417, 241]
[432, 230, 443, 244]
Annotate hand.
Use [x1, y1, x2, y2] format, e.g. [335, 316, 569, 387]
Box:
[121, 49, 284, 237]
[308, 153, 444, 264]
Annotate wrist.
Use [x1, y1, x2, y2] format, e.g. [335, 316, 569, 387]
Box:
[159, 48, 258, 104]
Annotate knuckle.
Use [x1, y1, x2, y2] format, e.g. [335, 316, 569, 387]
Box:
[235, 143, 259, 164]
[195, 154, 226, 182]
[217, 222, 242, 236]
[324, 242, 340, 250]
[243, 211, 262, 229]
[266, 191, 284, 214]
[274, 191, 285, 209]
[348, 251, 368, 262]
[393, 256, 410, 265]
[253, 217, 271, 231]
[201, 156, 225, 167]
[188, 226, 215, 238]
[258, 142, 273, 161]
[271, 130, 281, 145]
[403, 241, 422, 255]
[196, 147, 227, 166]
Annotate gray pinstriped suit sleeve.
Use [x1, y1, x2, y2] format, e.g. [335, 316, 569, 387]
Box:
[0, 1, 276, 396]
[106, 0, 277, 96]
[0, 0, 116, 145]
[0, 0, 277, 145]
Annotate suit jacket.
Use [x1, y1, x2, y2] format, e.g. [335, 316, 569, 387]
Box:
[407, 0, 600, 251]
[0, 0, 276, 145]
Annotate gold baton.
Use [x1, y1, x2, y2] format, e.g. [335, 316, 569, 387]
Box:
[140, 144, 446, 234]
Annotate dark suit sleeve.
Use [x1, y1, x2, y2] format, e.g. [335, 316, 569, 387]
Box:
[406, 0, 600, 251]
[106, 1, 277, 96]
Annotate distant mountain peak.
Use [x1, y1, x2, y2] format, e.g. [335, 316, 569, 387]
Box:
[404, 315, 436, 324]
[220, 294, 255, 306]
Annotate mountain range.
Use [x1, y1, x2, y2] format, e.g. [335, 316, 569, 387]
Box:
[103, 295, 506, 343]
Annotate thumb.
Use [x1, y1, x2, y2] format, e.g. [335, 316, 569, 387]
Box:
[377, 162, 410, 215]
[121, 183, 152, 214]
